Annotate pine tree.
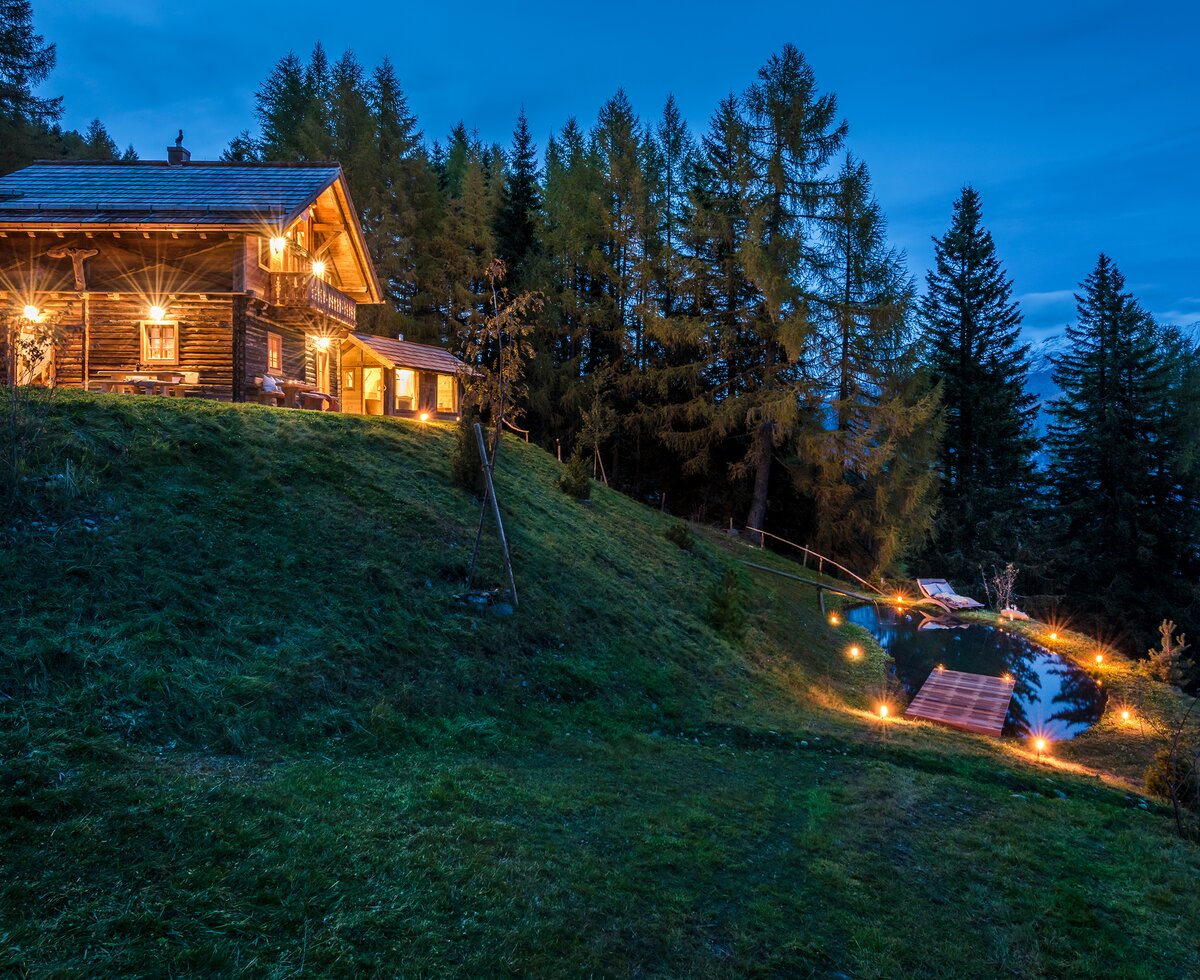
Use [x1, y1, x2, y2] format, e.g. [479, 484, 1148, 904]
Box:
[920, 186, 1039, 581]
[494, 109, 540, 286]
[0, 0, 61, 174]
[1047, 255, 1198, 646]
[255, 52, 309, 159]
[0, 0, 59, 123]
[358, 57, 440, 338]
[80, 119, 119, 159]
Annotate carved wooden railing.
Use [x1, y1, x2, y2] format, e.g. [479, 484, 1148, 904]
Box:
[269, 273, 356, 327]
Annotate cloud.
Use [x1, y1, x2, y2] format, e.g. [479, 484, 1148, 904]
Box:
[1017, 289, 1075, 308]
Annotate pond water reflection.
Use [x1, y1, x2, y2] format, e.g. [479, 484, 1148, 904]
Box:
[846, 605, 1106, 740]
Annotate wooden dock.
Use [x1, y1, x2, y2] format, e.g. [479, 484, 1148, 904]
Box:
[905, 669, 1015, 737]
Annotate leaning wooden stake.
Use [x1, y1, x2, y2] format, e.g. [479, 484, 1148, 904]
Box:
[473, 422, 518, 608]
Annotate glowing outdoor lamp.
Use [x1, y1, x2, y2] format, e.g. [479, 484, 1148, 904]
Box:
[311, 259, 326, 277]
[848, 645, 861, 659]
[1120, 709, 1131, 723]
[1094, 653, 1104, 667]
[419, 411, 430, 422]
[22, 304, 40, 321]
[148, 305, 166, 321]
[270, 235, 288, 255]
[1034, 737, 1048, 759]
[1049, 632, 1058, 642]
[312, 336, 332, 351]
[878, 704, 889, 720]
[829, 613, 841, 626]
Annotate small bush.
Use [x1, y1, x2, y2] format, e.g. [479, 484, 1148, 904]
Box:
[664, 522, 694, 551]
[450, 409, 485, 494]
[708, 568, 750, 638]
[1146, 747, 1200, 812]
[557, 453, 591, 500]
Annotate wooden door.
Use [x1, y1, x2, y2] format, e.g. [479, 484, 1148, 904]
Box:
[315, 349, 331, 394]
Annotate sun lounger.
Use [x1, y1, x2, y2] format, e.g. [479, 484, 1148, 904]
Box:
[917, 578, 985, 611]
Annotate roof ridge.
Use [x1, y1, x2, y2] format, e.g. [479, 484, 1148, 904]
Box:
[23, 160, 343, 169]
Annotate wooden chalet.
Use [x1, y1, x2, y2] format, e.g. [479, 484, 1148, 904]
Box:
[340, 333, 467, 420]
[0, 141, 464, 411]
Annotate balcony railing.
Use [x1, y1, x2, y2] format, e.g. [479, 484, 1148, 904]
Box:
[269, 273, 357, 328]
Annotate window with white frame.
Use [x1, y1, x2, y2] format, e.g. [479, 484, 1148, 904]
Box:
[141, 320, 178, 364]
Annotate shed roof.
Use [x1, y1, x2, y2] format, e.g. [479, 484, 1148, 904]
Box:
[0, 161, 343, 226]
[346, 333, 474, 375]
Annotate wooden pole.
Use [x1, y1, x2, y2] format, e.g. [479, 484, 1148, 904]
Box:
[82, 294, 90, 390]
[474, 422, 518, 608]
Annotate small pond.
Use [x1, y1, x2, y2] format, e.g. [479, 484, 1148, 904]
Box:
[846, 605, 1107, 739]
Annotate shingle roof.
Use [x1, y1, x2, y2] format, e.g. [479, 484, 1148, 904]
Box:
[349, 333, 474, 375]
[0, 161, 343, 226]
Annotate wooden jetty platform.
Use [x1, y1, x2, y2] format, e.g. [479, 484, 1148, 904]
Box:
[904, 669, 1016, 737]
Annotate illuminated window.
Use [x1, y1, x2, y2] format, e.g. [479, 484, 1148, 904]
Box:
[343, 370, 355, 390]
[395, 368, 416, 410]
[436, 374, 456, 413]
[257, 237, 271, 270]
[267, 332, 283, 373]
[141, 320, 178, 364]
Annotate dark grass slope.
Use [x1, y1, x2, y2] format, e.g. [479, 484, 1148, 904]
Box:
[2, 392, 1199, 977]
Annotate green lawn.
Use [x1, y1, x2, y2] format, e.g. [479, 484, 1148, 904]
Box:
[2, 392, 1198, 977]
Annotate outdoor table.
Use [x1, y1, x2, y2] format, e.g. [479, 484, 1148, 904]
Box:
[279, 380, 318, 408]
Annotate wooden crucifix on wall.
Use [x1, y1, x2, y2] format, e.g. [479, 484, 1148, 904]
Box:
[46, 246, 99, 291]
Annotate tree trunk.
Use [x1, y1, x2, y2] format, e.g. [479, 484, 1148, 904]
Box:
[746, 420, 774, 530]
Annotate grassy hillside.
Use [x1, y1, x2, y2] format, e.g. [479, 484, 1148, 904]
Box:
[2, 392, 1198, 977]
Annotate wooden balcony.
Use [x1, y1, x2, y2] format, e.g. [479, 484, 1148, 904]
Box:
[269, 272, 356, 328]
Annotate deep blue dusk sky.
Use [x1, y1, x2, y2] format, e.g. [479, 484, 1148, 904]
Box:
[35, 0, 1199, 343]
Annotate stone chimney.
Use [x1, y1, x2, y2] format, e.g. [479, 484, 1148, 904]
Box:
[167, 129, 190, 166]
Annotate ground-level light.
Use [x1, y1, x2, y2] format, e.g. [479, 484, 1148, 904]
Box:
[848, 645, 861, 659]
[1121, 709, 1131, 723]
[829, 613, 841, 626]
[419, 411, 430, 422]
[1049, 632, 1058, 641]
[878, 704, 889, 719]
[1095, 653, 1104, 666]
[1034, 737, 1048, 759]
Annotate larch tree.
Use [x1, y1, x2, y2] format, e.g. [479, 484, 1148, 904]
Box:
[920, 185, 1039, 582]
[794, 154, 940, 573]
[737, 44, 846, 531]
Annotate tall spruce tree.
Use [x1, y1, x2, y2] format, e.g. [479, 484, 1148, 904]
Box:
[920, 186, 1039, 582]
[494, 109, 540, 287]
[1047, 255, 1199, 647]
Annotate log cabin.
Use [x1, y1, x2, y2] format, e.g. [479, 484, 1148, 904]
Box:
[0, 139, 471, 413]
[340, 333, 467, 420]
